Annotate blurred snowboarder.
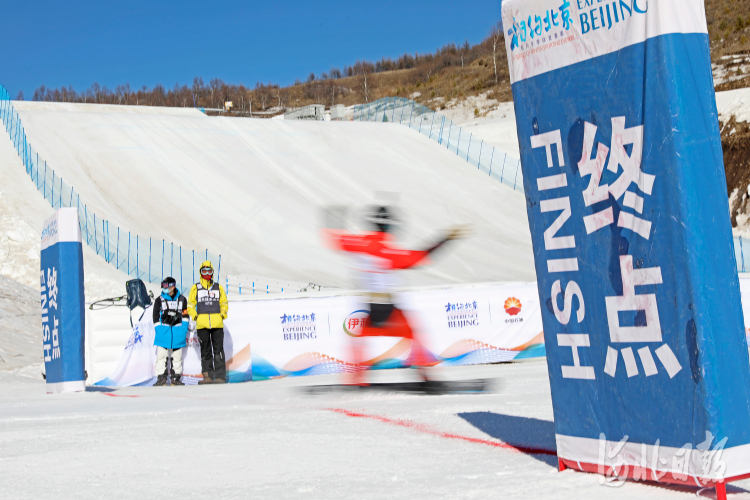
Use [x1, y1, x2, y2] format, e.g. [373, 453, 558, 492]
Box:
[324, 205, 469, 385]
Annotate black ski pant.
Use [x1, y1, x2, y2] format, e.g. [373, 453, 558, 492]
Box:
[197, 327, 226, 380]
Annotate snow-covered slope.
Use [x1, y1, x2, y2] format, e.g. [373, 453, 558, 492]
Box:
[443, 101, 521, 159]
[0, 275, 41, 371]
[716, 86, 750, 124]
[12, 101, 535, 292]
[436, 87, 750, 162]
[0, 127, 160, 300]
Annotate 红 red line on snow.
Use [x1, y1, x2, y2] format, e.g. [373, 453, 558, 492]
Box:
[326, 408, 556, 456]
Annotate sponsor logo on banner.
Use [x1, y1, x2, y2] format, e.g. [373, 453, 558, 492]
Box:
[186, 332, 199, 348]
[504, 297, 524, 323]
[445, 301, 479, 329]
[577, 0, 647, 34]
[41, 219, 58, 244]
[124, 326, 144, 350]
[343, 310, 370, 337]
[280, 313, 317, 340]
[506, 1, 575, 56]
[506, 0, 647, 58]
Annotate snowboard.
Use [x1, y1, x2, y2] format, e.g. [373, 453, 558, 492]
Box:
[301, 379, 492, 395]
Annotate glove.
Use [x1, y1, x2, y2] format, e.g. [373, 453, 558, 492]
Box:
[446, 225, 472, 241]
[188, 319, 196, 334]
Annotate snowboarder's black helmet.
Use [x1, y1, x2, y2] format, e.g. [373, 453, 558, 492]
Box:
[367, 205, 397, 233]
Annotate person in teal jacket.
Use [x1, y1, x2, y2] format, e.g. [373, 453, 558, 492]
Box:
[152, 277, 189, 386]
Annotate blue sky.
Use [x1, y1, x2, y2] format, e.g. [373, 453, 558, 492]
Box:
[2, 1, 502, 99]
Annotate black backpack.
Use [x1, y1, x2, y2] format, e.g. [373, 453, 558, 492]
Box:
[126, 279, 152, 326]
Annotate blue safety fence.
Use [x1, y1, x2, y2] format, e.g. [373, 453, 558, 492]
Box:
[353, 97, 524, 191]
[0, 85, 220, 295]
[734, 236, 750, 274]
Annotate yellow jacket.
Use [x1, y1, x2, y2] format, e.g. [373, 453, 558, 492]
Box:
[187, 260, 228, 329]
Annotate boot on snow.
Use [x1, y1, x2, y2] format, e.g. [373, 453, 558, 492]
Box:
[213, 377, 226, 384]
[198, 372, 213, 385]
[171, 375, 185, 386]
[154, 374, 168, 386]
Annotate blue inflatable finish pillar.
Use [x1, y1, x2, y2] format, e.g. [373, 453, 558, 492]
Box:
[502, 0, 750, 493]
[41, 208, 86, 393]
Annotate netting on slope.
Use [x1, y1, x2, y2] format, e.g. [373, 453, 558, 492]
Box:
[0, 86, 221, 295]
[355, 96, 750, 274]
[353, 97, 524, 191]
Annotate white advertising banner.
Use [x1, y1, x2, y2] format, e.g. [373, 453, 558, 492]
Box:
[92, 278, 750, 387]
[93, 308, 158, 387]
[93, 305, 246, 386]
[93, 283, 545, 386]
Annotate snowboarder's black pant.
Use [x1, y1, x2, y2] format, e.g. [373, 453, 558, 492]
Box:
[197, 327, 226, 380]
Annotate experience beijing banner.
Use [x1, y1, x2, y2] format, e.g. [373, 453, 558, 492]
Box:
[94, 282, 545, 386]
[41, 208, 86, 393]
[503, 0, 750, 485]
[241, 282, 544, 379]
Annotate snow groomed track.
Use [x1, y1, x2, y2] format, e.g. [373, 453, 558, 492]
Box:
[11, 99, 536, 295]
[0, 88, 221, 296]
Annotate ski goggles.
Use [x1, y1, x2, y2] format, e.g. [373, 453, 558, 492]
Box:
[161, 281, 175, 288]
[200, 267, 214, 277]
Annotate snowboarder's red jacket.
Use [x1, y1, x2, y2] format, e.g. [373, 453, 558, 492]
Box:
[323, 230, 431, 293]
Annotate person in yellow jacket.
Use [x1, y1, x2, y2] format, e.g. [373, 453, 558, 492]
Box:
[188, 260, 229, 384]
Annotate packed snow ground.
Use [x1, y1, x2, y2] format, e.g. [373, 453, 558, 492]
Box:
[2, 361, 749, 499]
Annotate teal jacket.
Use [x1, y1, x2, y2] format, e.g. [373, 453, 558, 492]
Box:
[153, 289, 188, 349]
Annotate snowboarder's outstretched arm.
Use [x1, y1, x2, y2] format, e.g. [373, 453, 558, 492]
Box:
[413, 225, 473, 264]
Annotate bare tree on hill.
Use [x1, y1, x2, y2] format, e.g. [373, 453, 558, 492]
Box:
[192, 77, 204, 107]
[353, 60, 375, 103]
[255, 82, 271, 110]
[209, 78, 223, 108]
[275, 86, 289, 109]
[304, 80, 326, 105]
[490, 22, 503, 85]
